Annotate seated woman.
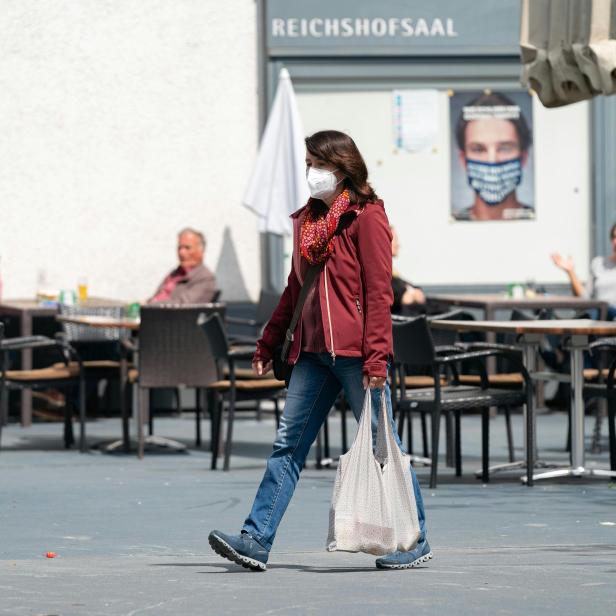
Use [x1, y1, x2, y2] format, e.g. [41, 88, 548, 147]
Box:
[390, 226, 426, 316]
[551, 223, 616, 320]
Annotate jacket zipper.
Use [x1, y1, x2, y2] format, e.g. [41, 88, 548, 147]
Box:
[323, 264, 336, 364]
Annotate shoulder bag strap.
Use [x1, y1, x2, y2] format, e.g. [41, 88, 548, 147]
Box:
[280, 263, 323, 361]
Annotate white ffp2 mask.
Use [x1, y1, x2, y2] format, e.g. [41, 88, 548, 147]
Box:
[306, 167, 342, 200]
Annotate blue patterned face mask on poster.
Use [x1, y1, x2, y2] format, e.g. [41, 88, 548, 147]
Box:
[466, 158, 523, 206]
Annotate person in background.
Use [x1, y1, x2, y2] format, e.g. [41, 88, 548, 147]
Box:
[453, 92, 534, 221]
[390, 226, 426, 315]
[551, 223, 616, 320]
[148, 228, 216, 304]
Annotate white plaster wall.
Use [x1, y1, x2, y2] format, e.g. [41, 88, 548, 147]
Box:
[0, 0, 260, 302]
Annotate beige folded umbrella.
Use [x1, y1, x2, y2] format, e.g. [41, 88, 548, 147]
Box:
[548, 0, 594, 105]
[520, 0, 558, 106]
[586, 0, 616, 94]
[571, 0, 604, 93]
[521, 0, 616, 107]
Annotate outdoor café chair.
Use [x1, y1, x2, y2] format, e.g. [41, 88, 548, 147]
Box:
[198, 312, 285, 471]
[57, 303, 131, 419]
[128, 304, 225, 457]
[583, 338, 616, 470]
[225, 289, 281, 346]
[450, 309, 542, 463]
[392, 310, 487, 465]
[581, 335, 616, 454]
[455, 309, 545, 389]
[222, 290, 283, 424]
[392, 315, 534, 488]
[0, 323, 86, 451]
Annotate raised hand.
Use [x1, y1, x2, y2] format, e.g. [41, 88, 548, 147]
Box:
[550, 252, 575, 274]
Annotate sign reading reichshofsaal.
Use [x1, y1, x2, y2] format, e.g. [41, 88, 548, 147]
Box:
[265, 0, 520, 56]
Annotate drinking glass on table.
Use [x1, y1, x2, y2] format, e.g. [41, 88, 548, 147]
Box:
[77, 277, 88, 302]
[126, 302, 141, 319]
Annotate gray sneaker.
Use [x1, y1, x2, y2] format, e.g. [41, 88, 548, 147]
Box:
[375, 538, 433, 570]
[209, 530, 268, 571]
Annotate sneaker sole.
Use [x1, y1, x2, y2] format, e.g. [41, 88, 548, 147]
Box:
[208, 533, 267, 572]
[376, 551, 433, 570]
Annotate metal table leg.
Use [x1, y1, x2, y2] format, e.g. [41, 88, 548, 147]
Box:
[20, 312, 33, 426]
[477, 335, 555, 478]
[101, 344, 186, 455]
[527, 335, 616, 482]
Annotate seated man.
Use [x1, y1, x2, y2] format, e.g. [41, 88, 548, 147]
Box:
[148, 228, 217, 304]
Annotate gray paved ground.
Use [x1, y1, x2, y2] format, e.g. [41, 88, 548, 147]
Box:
[1, 409, 616, 615]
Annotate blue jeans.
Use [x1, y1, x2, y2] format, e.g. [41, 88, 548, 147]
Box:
[243, 352, 427, 551]
[588, 305, 616, 321]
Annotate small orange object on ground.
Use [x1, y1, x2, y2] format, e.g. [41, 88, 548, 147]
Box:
[46, 552, 57, 558]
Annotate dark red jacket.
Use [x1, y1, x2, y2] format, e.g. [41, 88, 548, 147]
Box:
[255, 199, 393, 378]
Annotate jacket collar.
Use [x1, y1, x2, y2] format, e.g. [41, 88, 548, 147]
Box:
[290, 197, 372, 220]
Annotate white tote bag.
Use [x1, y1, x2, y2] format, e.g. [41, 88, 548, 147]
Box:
[326, 389, 420, 556]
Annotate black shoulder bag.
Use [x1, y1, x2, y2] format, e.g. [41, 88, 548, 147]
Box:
[272, 263, 323, 387]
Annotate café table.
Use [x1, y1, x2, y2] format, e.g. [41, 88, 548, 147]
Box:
[426, 293, 608, 321]
[0, 298, 124, 426]
[55, 314, 140, 332]
[427, 293, 609, 408]
[56, 310, 235, 458]
[431, 319, 616, 484]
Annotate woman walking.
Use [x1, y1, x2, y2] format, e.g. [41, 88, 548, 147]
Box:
[209, 130, 430, 571]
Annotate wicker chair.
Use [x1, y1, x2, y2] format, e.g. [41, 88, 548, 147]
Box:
[130, 304, 225, 458]
[392, 316, 534, 488]
[198, 313, 285, 471]
[57, 303, 131, 420]
[0, 323, 86, 451]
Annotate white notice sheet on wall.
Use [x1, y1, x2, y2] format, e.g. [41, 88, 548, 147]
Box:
[392, 89, 439, 153]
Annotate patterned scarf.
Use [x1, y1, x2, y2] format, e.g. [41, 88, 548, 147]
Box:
[300, 190, 350, 265]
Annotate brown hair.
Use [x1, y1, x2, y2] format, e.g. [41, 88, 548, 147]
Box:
[455, 92, 532, 152]
[305, 130, 378, 208]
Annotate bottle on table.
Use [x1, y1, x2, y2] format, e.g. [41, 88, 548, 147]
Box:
[126, 302, 141, 319]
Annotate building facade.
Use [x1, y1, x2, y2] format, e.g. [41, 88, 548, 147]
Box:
[1, 0, 614, 302]
[0, 0, 260, 302]
[261, 0, 616, 294]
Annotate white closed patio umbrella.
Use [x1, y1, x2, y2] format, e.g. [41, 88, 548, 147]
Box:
[243, 68, 309, 237]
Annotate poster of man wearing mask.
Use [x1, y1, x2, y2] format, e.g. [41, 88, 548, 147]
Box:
[450, 90, 534, 222]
